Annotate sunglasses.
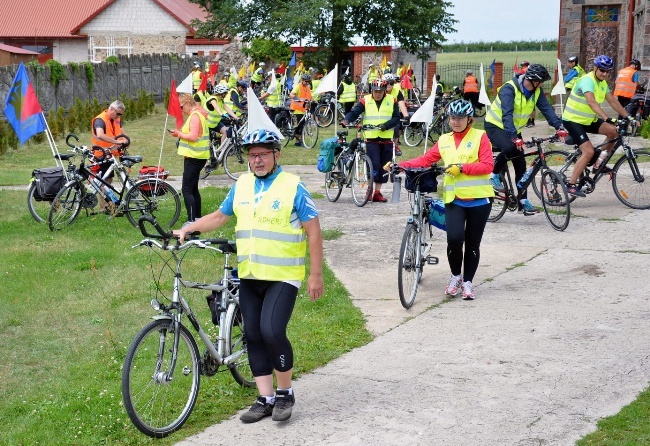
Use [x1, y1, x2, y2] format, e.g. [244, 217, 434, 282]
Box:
[387, 81, 395, 85]
[598, 68, 611, 73]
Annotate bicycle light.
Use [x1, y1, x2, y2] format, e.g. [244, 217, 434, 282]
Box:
[150, 299, 161, 311]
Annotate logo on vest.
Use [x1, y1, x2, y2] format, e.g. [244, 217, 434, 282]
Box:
[465, 142, 474, 150]
[269, 198, 283, 212]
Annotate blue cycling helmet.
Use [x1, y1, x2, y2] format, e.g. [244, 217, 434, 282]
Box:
[242, 129, 282, 151]
[236, 80, 249, 89]
[448, 99, 474, 117]
[594, 55, 614, 70]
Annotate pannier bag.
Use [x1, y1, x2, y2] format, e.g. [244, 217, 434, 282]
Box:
[31, 166, 64, 201]
[317, 137, 340, 173]
[404, 169, 438, 193]
[428, 198, 446, 231]
[137, 166, 169, 196]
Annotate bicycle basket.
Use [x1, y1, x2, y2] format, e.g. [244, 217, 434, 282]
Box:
[31, 166, 64, 201]
[404, 169, 438, 193]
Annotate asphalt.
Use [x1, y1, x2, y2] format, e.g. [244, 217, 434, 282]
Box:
[173, 124, 650, 446]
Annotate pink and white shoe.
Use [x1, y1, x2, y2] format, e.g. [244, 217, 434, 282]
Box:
[445, 274, 463, 297]
[462, 281, 475, 300]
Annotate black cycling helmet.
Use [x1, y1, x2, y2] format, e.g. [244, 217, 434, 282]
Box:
[594, 55, 614, 71]
[631, 58, 641, 69]
[370, 78, 387, 91]
[524, 64, 551, 82]
[242, 129, 282, 151]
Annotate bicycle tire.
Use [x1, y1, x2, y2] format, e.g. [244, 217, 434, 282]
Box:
[398, 222, 420, 309]
[403, 124, 424, 147]
[351, 154, 373, 207]
[48, 182, 83, 231]
[488, 172, 508, 222]
[315, 104, 334, 128]
[324, 162, 344, 202]
[532, 150, 574, 201]
[274, 111, 292, 141]
[27, 182, 51, 223]
[225, 302, 255, 387]
[124, 179, 181, 229]
[302, 118, 319, 149]
[223, 142, 248, 180]
[612, 149, 650, 209]
[540, 169, 570, 231]
[473, 105, 486, 117]
[122, 319, 200, 438]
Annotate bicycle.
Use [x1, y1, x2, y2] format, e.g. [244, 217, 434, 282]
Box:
[48, 134, 181, 231]
[200, 117, 248, 180]
[390, 164, 445, 309]
[540, 119, 650, 210]
[314, 92, 346, 128]
[122, 215, 254, 438]
[403, 99, 451, 147]
[274, 99, 319, 148]
[28, 151, 77, 223]
[489, 135, 571, 231]
[324, 127, 374, 206]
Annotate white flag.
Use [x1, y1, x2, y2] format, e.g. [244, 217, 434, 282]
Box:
[551, 58, 566, 96]
[410, 91, 436, 124]
[315, 64, 338, 95]
[246, 87, 284, 138]
[176, 74, 193, 94]
[478, 63, 491, 106]
[267, 70, 277, 94]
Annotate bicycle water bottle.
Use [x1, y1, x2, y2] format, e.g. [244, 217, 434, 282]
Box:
[105, 187, 119, 203]
[593, 150, 608, 169]
[516, 166, 534, 189]
[391, 175, 401, 203]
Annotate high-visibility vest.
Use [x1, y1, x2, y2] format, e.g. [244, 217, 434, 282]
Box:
[368, 68, 379, 83]
[339, 82, 356, 103]
[177, 109, 210, 159]
[613, 66, 637, 98]
[224, 88, 243, 116]
[233, 172, 307, 281]
[463, 75, 479, 93]
[191, 70, 202, 90]
[91, 110, 123, 149]
[362, 94, 394, 139]
[486, 80, 541, 132]
[438, 128, 494, 204]
[290, 83, 312, 113]
[227, 76, 237, 89]
[311, 79, 321, 101]
[251, 69, 263, 83]
[265, 79, 283, 107]
[562, 72, 608, 125]
[205, 95, 225, 128]
[565, 65, 586, 90]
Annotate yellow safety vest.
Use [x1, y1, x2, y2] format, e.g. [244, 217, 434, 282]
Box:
[486, 80, 541, 132]
[191, 70, 202, 90]
[177, 109, 210, 159]
[613, 66, 636, 98]
[339, 82, 356, 103]
[368, 68, 379, 83]
[265, 79, 283, 107]
[228, 76, 237, 89]
[251, 69, 263, 83]
[565, 65, 585, 90]
[205, 95, 225, 128]
[233, 172, 307, 281]
[311, 79, 321, 101]
[362, 94, 394, 139]
[562, 72, 608, 125]
[224, 88, 242, 116]
[438, 128, 494, 204]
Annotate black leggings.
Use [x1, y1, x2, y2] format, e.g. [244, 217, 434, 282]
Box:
[485, 123, 528, 200]
[445, 201, 491, 283]
[181, 157, 206, 222]
[239, 279, 297, 376]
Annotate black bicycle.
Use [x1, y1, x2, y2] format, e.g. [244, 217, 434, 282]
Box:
[489, 135, 571, 231]
[274, 99, 319, 148]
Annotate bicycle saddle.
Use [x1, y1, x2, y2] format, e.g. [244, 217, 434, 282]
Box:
[56, 153, 75, 161]
[121, 155, 143, 164]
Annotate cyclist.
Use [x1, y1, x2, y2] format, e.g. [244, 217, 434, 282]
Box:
[561, 55, 633, 197]
[564, 56, 585, 96]
[250, 61, 265, 90]
[289, 73, 313, 147]
[205, 84, 240, 169]
[190, 61, 202, 94]
[485, 63, 568, 215]
[341, 78, 400, 202]
[259, 71, 284, 124]
[337, 73, 357, 115]
[387, 99, 493, 300]
[174, 128, 324, 424]
[224, 80, 248, 118]
[462, 70, 480, 112]
[613, 58, 641, 113]
[434, 74, 445, 98]
[384, 73, 411, 156]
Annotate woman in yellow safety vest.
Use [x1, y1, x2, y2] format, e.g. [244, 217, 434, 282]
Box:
[171, 93, 210, 225]
[390, 99, 494, 300]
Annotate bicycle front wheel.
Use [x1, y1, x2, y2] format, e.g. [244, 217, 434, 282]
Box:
[540, 169, 570, 231]
[532, 150, 574, 201]
[314, 104, 334, 128]
[612, 149, 650, 209]
[124, 179, 181, 229]
[48, 182, 82, 231]
[403, 124, 424, 147]
[302, 118, 319, 148]
[351, 154, 373, 207]
[122, 319, 200, 438]
[27, 182, 51, 223]
[398, 222, 420, 309]
[225, 303, 255, 387]
[488, 172, 508, 222]
[223, 143, 249, 180]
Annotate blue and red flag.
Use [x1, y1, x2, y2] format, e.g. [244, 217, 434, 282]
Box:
[3, 62, 47, 145]
[489, 58, 496, 89]
[285, 52, 297, 91]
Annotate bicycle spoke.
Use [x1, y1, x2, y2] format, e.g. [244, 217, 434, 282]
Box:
[398, 223, 420, 308]
[540, 170, 570, 231]
[612, 150, 650, 209]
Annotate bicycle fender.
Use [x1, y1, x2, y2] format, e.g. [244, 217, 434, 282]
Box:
[150, 314, 173, 322]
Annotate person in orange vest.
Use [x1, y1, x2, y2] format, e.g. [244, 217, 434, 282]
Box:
[614, 58, 641, 114]
[462, 70, 480, 112]
[289, 73, 313, 147]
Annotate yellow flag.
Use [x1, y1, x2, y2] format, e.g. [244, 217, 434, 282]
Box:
[247, 61, 256, 75]
[238, 65, 247, 78]
[297, 61, 304, 74]
[380, 56, 387, 71]
[406, 63, 411, 74]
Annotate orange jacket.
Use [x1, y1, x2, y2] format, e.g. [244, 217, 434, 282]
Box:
[614, 66, 637, 98]
[290, 83, 313, 113]
[91, 110, 123, 154]
[463, 75, 479, 93]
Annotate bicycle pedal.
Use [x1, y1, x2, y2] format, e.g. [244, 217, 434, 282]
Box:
[425, 256, 439, 265]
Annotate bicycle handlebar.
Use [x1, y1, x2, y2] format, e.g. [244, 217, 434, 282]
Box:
[136, 215, 231, 247]
[525, 134, 560, 148]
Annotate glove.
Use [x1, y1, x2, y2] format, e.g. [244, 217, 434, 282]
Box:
[378, 124, 387, 131]
[512, 137, 525, 151]
[400, 116, 410, 126]
[605, 117, 617, 125]
[445, 164, 462, 177]
[383, 161, 393, 172]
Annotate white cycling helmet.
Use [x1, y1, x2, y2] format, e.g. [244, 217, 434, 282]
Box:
[214, 84, 229, 95]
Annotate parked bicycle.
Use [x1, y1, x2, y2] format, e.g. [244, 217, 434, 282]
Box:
[314, 92, 345, 128]
[122, 215, 253, 438]
[200, 117, 248, 180]
[403, 98, 451, 147]
[324, 128, 374, 206]
[489, 134, 571, 231]
[274, 99, 319, 148]
[28, 151, 77, 223]
[390, 164, 445, 309]
[48, 134, 181, 231]
[541, 119, 650, 210]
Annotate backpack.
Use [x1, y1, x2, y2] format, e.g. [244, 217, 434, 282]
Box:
[317, 137, 339, 173]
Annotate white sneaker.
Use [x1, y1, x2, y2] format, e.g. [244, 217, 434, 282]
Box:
[462, 281, 475, 300]
[445, 274, 463, 297]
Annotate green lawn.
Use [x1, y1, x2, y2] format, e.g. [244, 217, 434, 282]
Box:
[437, 50, 559, 70]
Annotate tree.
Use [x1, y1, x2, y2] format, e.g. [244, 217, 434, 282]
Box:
[190, 0, 457, 69]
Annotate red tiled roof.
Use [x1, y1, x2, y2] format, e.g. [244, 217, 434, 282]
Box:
[152, 0, 209, 34]
[0, 44, 40, 55]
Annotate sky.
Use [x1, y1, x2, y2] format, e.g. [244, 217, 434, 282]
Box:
[443, 0, 561, 43]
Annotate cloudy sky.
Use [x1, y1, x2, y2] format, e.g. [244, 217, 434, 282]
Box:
[443, 0, 561, 43]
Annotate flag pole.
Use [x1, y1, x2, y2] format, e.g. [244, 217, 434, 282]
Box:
[40, 112, 68, 179]
[155, 114, 170, 192]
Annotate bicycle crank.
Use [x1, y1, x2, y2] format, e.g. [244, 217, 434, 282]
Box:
[201, 349, 220, 376]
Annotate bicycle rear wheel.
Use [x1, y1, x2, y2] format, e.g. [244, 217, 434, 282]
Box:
[223, 142, 249, 180]
[225, 303, 255, 387]
[532, 150, 574, 201]
[351, 154, 373, 207]
[274, 111, 292, 142]
[540, 169, 570, 231]
[122, 319, 200, 438]
[403, 124, 424, 147]
[612, 149, 650, 209]
[124, 179, 181, 229]
[324, 162, 344, 202]
[314, 104, 334, 127]
[48, 182, 83, 231]
[27, 182, 51, 223]
[302, 118, 319, 148]
[398, 223, 420, 309]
